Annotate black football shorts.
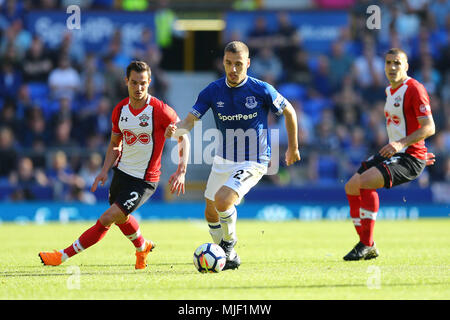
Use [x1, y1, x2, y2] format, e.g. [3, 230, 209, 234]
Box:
[108, 168, 158, 215]
[357, 153, 426, 189]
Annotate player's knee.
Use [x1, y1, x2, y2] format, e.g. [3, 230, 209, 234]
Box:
[204, 199, 219, 223]
[345, 176, 360, 195]
[99, 214, 113, 227]
[214, 199, 232, 213]
[344, 181, 353, 194]
[100, 205, 127, 226]
[214, 192, 234, 213]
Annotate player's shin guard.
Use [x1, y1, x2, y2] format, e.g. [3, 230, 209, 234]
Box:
[207, 222, 223, 244]
[216, 206, 237, 243]
[116, 215, 146, 251]
[63, 220, 110, 258]
[360, 189, 379, 247]
[346, 194, 363, 239]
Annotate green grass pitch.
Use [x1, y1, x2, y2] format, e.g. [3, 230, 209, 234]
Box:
[0, 219, 449, 300]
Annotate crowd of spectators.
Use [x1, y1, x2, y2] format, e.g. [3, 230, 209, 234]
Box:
[238, 1, 450, 192]
[0, 0, 449, 203]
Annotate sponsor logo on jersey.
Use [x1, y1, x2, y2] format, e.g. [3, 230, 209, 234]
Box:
[218, 112, 258, 121]
[137, 133, 150, 144]
[245, 96, 258, 109]
[385, 111, 401, 126]
[123, 129, 151, 145]
[216, 101, 225, 108]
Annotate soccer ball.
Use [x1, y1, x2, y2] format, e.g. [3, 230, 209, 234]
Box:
[193, 243, 226, 273]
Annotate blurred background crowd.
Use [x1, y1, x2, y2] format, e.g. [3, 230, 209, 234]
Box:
[0, 0, 449, 203]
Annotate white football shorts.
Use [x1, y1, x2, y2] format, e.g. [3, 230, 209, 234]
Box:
[204, 155, 268, 204]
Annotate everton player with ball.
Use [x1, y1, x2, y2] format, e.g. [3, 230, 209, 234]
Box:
[165, 41, 301, 270]
[39, 61, 189, 269]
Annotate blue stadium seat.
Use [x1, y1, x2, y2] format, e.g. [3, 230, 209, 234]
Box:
[0, 178, 10, 187]
[0, 185, 13, 200]
[31, 186, 53, 200]
[31, 97, 53, 119]
[278, 83, 307, 102]
[317, 155, 338, 185]
[28, 82, 49, 101]
[308, 56, 319, 72]
[302, 97, 332, 124]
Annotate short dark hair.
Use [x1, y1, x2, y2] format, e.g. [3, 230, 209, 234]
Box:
[385, 48, 408, 60]
[126, 60, 151, 79]
[224, 41, 249, 56]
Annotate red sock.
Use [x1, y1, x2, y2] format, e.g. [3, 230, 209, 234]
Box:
[64, 220, 110, 258]
[346, 194, 362, 239]
[360, 189, 379, 247]
[116, 215, 145, 250]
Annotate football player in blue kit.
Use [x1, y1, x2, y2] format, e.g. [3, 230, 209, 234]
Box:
[165, 41, 301, 270]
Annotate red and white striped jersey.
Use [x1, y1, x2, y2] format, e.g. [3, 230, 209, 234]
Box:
[384, 77, 432, 160]
[111, 95, 178, 182]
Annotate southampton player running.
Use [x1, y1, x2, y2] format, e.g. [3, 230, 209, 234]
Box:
[343, 48, 436, 260]
[39, 61, 189, 269]
[165, 41, 301, 270]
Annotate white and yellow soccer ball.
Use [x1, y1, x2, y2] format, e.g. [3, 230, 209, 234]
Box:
[193, 243, 226, 273]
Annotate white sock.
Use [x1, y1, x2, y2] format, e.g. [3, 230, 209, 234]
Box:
[208, 222, 222, 244]
[216, 206, 237, 243]
[59, 250, 69, 262]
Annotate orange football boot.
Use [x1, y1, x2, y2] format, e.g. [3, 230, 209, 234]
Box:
[135, 240, 155, 269]
[39, 250, 63, 266]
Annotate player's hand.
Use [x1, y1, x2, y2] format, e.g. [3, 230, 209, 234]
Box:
[379, 141, 403, 158]
[426, 152, 436, 166]
[285, 148, 301, 166]
[91, 170, 108, 192]
[168, 170, 185, 196]
[165, 123, 177, 139]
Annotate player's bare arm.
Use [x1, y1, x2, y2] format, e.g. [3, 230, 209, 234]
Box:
[165, 113, 198, 139]
[379, 116, 435, 158]
[282, 102, 301, 166]
[91, 132, 122, 192]
[168, 134, 190, 196]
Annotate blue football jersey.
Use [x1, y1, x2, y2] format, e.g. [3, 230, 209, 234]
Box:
[190, 76, 288, 165]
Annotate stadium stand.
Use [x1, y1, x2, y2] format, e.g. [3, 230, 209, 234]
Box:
[0, 0, 448, 204]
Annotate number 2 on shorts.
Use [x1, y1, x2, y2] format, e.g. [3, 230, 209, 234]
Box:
[233, 169, 254, 182]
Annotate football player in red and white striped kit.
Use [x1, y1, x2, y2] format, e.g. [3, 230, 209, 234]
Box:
[343, 48, 436, 260]
[39, 61, 189, 269]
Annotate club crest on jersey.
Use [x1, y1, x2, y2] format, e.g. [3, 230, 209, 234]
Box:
[394, 96, 402, 107]
[139, 114, 150, 127]
[245, 96, 257, 109]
